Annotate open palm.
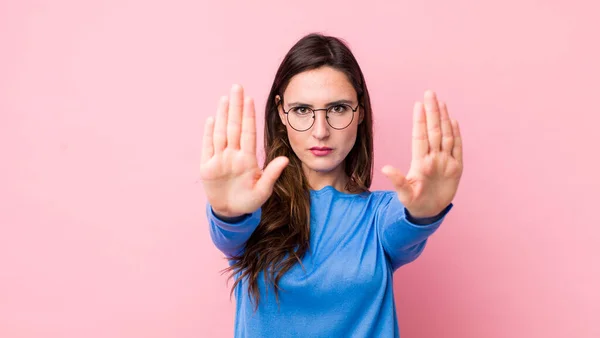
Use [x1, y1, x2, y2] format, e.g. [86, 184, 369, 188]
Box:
[382, 90, 464, 218]
[200, 85, 288, 218]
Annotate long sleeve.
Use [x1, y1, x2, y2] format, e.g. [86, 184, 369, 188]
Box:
[376, 192, 453, 271]
[405, 206, 449, 225]
[206, 203, 262, 258]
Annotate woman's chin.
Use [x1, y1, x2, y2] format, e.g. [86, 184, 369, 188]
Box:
[303, 161, 342, 174]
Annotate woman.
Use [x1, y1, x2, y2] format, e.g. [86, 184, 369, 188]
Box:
[201, 33, 463, 337]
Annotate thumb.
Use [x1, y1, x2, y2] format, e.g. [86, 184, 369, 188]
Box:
[382, 165, 413, 205]
[256, 156, 289, 196]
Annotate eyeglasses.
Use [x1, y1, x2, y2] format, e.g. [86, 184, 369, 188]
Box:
[280, 98, 360, 132]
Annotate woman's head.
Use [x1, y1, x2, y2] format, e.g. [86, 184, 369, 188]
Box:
[226, 33, 374, 310]
[265, 33, 374, 191]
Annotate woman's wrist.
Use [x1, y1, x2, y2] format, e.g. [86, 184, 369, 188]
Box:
[212, 207, 249, 222]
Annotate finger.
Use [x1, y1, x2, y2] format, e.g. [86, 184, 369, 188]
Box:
[423, 90, 442, 152]
[255, 156, 289, 196]
[201, 116, 215, 164]
[227, 84, 244, 150]
[381, 165, 413, 205]
[214, 95, 229, 152]
[439, 101, 454, 154]
[240, 96, 257, 155]
[451, 119, 463, 163]
[412, 101, 429, 160]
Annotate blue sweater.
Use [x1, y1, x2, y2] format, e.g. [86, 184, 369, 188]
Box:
[207, 186, 452, 337]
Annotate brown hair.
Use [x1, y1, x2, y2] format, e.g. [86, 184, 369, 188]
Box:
[223, 33, 375, 310]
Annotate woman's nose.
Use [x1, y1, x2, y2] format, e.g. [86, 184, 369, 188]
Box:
[311, 110, 330, 139]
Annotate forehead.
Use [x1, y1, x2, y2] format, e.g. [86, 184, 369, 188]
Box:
[283, 66, 357, 103]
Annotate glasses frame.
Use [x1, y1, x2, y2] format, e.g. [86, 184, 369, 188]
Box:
[279, 97, 361, 132]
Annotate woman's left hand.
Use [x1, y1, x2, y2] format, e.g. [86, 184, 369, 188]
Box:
[382, 90, 464, 218]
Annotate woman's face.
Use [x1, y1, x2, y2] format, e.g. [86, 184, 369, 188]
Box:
[277, 66, 363, 179]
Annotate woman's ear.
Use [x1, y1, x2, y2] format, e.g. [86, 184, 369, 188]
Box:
[275, 95, 287, 126]
[358, 107, 364, 124]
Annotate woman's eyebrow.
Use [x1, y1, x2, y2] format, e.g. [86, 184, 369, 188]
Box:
[286, 99, 354, 107]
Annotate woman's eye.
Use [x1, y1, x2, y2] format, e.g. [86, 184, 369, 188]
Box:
[331, 105, 347, 113]
[293, 107, 310, 114]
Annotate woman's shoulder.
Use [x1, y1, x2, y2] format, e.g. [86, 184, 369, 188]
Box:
[365, 189, 406, 211]
[366, 189, 398, 200]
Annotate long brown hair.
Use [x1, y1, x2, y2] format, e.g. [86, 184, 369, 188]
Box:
[224, 33, 375, 310]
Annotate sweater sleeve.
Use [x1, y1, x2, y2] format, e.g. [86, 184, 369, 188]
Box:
[376, 192, 453, 271]
[206, 202, 262, 258]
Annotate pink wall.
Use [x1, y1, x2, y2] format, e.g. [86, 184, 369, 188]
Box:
[1, 0, 598, 337]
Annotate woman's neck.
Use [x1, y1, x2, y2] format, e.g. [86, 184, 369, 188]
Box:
[303, 164, 349, 193]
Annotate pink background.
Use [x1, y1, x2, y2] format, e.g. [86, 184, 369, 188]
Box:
[1, 0, 599, 337]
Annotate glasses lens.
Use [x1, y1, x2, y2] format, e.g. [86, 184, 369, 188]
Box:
[286, 104, 355, 131]
[326, 104, 354, 129]
[287, 107, 314, 131]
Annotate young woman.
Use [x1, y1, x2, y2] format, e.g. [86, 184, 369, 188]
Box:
[200, 33, 463, 337]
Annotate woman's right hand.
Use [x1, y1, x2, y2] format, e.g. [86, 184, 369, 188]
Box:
[200, 84, 289, 218]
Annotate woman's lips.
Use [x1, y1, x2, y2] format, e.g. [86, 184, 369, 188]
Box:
[310, 147, 332, 156]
